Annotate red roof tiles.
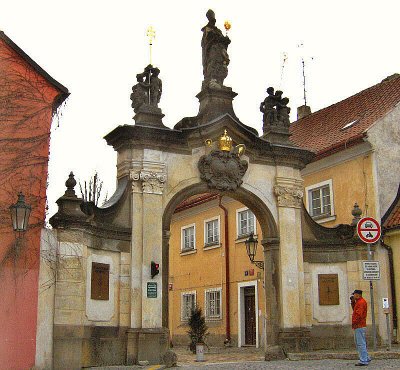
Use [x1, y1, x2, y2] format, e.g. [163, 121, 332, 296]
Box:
[290, 74, 400, 159]
[383, 185, 400, 229]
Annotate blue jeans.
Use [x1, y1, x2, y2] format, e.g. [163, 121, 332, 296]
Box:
[354, 327, 370, 364]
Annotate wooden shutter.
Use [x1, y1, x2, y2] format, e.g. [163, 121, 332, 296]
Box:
[318, 274, 339, 305]
[91, 262, 110, 300]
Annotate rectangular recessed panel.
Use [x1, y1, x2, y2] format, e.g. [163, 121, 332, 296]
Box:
[91, 262, 110, 300]
[318, 274, 339, 305]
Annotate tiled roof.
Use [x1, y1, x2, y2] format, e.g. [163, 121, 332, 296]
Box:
[289, 74, 400, 158]
[174, 193, 218, 213]
[382, 184, 400, 230]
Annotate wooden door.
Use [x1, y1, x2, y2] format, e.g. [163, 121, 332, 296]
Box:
[244, 287, 256, 345]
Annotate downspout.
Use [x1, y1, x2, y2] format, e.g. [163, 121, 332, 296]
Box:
[381, 238, 398, 339]
[218, 195, 231, 344]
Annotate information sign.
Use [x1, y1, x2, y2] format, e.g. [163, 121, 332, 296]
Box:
[362, 261, 380, 280]
[147, 282, 157, 298]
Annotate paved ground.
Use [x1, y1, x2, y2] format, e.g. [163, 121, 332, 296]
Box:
[89, 345, 400, 369]
[173, 359, 400, 369]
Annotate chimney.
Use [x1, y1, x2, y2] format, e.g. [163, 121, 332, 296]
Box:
[297, 105, 312, 120]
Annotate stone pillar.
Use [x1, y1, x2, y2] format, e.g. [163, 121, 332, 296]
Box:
[127, 167, 144, 365]
[262, 238, 280, 347]
[127, 163, 168, 365]
[274, 176, 309, 352]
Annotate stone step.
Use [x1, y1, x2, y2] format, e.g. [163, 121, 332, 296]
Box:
[287, 350, 400, 361]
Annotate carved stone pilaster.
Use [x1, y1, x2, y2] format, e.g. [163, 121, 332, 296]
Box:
[274, 177, 303, 208]
[129, 165, 166, 195]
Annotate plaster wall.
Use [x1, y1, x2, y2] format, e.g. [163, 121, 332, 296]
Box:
[368, 104, 400, 217]
[384, 231, 400, 342]
[302, 152, 377, 226]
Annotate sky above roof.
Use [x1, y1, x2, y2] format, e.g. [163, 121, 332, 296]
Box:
[1, 0, 400, 219]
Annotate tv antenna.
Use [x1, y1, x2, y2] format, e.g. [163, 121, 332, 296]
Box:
[297, 42, 314, 106]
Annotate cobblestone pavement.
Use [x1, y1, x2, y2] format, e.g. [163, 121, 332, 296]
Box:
[173, 358, 400, 369]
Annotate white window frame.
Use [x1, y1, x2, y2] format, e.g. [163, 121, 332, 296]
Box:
[204, 287, 222, 320]
[236, 207, 256, 238]
[181, 291, 196, 321]
[181, 223, 196, 251]
[204, 216, 220, 248]
[305, 179, 335, 223]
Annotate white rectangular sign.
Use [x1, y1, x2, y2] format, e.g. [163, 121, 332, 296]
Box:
[362, 261, 380, 280]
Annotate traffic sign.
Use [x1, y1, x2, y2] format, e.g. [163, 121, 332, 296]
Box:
[357, 217, 381, 243]
[362, 261, 380, 280]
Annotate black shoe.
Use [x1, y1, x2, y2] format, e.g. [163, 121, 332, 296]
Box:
[355, 363, 368, 367]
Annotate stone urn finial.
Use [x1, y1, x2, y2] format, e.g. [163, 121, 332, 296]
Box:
[351, 202, 362, 226]
[65, 171, 77, 197]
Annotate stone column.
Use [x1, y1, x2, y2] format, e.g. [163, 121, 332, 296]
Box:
[262, 237, 280, 347]
[127, 168, 144, 365]
[274, 176, 309, 351]
[127, 164, 169, 365]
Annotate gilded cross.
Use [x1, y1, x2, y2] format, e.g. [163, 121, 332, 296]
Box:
[146, 26, 156, 65]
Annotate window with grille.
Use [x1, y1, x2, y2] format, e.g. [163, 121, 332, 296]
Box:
[91, 262, 110, 300]
[205, 218, 219, 246]
[237, 209, 255, 237]
[307, 181, 333, 219]
[205, 288, 221, 319]
[181, 292, 196, 321]
[181, 224, 195, 251]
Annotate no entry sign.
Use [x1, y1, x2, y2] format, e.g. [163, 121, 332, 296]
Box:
[357, 217, 381, 244]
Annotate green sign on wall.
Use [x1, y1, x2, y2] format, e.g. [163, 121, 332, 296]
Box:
[147, 282, 157, 298]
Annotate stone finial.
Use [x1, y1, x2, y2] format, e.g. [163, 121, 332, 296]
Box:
[65, 171, 77, 197]
[351, 202, 362, 226]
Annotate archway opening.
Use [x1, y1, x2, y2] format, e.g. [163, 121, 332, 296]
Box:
[162, 183, 279, 350]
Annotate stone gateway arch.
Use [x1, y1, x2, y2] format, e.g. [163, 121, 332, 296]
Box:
[45, 10, 366, 369]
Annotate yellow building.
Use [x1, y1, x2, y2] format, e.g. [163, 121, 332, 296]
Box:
[169, 194, 265, 347]
[290, 74, 400, 343]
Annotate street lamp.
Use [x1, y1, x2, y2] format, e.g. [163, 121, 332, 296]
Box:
[9, 192, 31, 232]
[245, 232, 264, 269]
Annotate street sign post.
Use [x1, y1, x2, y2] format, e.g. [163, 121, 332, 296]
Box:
[357, 217, 382, 351]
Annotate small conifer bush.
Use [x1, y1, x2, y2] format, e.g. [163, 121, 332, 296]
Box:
[187, 306, 209, 353]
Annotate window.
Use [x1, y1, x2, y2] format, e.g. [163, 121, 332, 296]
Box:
[237, 208, 255, 237]
[205, 288, 222, 319]
[181, 291, 196, 321]
[204, 217, 220, 246]
[305, 180, 335, 221]
[91, 262, 110, 300]
[181, 224, 195, 251]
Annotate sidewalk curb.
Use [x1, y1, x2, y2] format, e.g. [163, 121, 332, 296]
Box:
[288, 351, 400, 361]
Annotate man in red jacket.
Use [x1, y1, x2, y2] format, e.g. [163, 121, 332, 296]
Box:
[351, 289, 371, 366]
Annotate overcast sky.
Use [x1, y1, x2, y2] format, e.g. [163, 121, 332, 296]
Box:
[1, 0, 399, 220]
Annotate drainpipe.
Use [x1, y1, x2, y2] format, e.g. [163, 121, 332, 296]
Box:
[218, 195, 231, 345]
[381, 238, 398, 339]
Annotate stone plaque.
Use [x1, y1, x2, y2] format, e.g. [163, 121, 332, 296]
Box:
[318, 274, 339, 306]
[91, 262, 110, 300]
[147, 282, 157, 298]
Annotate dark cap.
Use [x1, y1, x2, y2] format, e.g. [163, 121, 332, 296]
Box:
[353, 289, 363, 295]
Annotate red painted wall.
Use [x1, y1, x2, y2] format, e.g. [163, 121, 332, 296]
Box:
[0, 36, 64, 370]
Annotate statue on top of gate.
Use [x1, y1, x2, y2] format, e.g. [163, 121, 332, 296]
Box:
[201, 9, 231, 89]
[130, 64, 163, 113]
[260, 87, 292, 142]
